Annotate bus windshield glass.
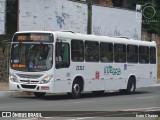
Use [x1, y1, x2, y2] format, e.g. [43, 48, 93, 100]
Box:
[10, 44, 53, 72]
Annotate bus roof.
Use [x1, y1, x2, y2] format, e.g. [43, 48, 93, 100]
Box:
[15, 31, 156, 47]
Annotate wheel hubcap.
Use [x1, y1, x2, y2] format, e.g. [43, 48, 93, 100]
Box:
[73, 84, 80, 94]
[130, 82, 134, 92]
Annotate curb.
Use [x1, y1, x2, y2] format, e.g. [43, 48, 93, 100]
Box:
[0, 91, 33, 97]
[0, 91, 19, 97]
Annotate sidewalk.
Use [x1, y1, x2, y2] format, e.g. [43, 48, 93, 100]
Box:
[0, 82, 33, 97]
[0, 82, 9, 91]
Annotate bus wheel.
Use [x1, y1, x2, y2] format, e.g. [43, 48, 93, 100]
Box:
[126, 77, 136, 94]
[119, 77, 136, 94]
[34, 92, 46, 98]
[70, 81, 82, 99]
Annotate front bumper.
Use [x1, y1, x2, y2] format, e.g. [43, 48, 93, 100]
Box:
[9, 81, 54, 93]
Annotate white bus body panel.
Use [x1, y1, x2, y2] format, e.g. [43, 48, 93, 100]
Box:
[9, 31, 157, 94]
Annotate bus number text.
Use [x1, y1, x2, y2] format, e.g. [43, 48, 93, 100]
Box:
[76, 66, 84, 70]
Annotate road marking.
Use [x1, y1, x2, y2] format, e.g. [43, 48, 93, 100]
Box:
[149, 109, 160, 111]
[151, 84, 160, 87]
[44, 117, 55, 118]
[102, 112, 134, 117]
[18, 117, 94, 120]
[17, 118, 44, 120]
[119, 107, 160, 111]
[67, 117, 94, 120]
[0, 106, 11, 109]
[17, 119, 31, 120]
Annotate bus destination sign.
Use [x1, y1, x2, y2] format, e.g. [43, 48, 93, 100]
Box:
[13, 33, 53, 42]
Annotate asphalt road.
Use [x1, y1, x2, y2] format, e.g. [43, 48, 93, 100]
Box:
[0, 85, 160, 120]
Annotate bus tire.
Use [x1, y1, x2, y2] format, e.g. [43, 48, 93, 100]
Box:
[119, 77, 136, 94]
[34, 92, 46, 98]
[70, 80, 82, 99]
[126, 77, 136, 94]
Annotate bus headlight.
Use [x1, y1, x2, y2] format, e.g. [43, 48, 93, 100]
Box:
[40, 75, 53, 84]
[9, 74, 19, 82]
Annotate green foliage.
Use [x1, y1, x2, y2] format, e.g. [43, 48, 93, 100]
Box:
[154, 0, 160, 10]
[1, 0, 159, 38]
[0, 0, 17, 48]
[6, 0, 18, 34]
[129, 0, 160, 35]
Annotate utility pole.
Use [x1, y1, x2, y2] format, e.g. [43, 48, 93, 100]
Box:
[87, 0, 92, 34]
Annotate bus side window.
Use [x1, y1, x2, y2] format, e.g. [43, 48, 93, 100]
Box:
[56, 42, 70, 69]
[139, 46, 149, 64]
[85, 41, 99, 62]
[127, 45, 138, 63]
[114, 44, 126, 63]
[100, 42, 113, 62]
[150, 47, 156, 64]
[71, 40, 84, 62]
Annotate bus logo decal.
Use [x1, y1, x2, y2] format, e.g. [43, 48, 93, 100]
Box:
[104, 65, 121, 75]
[124, 64, 127, 70]
[27, 80, 31, 83]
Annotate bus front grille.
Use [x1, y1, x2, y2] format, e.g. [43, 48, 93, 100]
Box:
[21, 84, 37, 89]
[20, 80, 39, 83]
[16, 74, 43, 79]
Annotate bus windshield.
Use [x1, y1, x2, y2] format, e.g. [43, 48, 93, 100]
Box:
[10, 44, 53, 72]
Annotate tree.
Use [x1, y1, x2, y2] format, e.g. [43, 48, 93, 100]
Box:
[6, 0, 18, 35]
[0, 0, 17, 48]
[129, 0, 160, 35]
[154, 0, 160, 10]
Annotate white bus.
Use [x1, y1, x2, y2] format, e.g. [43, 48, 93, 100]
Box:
[9, 31, 157, 98]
